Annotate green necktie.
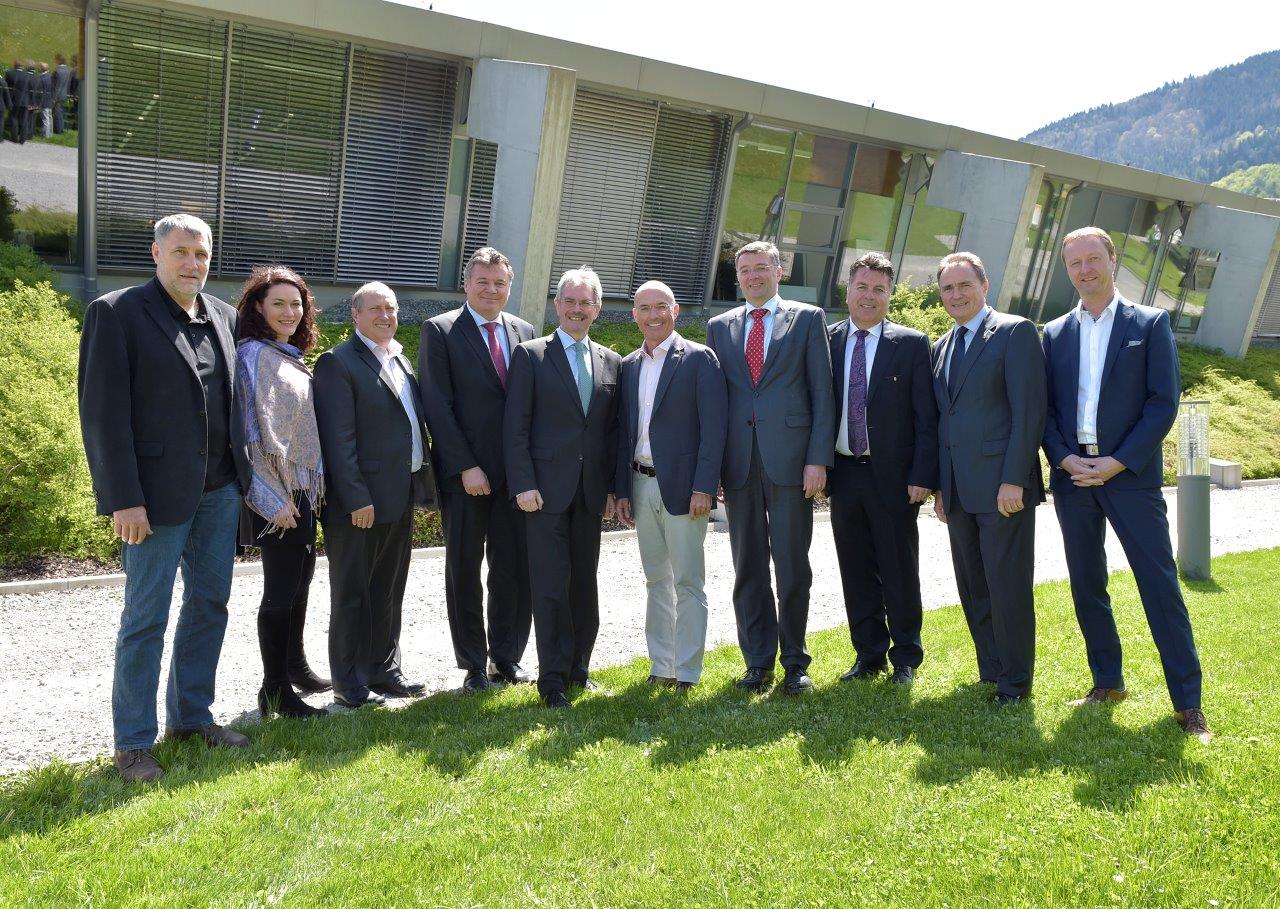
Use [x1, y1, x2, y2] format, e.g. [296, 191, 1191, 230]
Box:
[573, 341, 593, 413]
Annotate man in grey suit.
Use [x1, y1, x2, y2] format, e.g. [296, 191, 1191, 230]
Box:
[931, 252, 1046, 704]
[615, 280, 727, 690]
[420, 247, 537, 693]
[504, 267, 622, 708]
[315, 282, 437, 709]
[51, 54, 70, 134]
[706, 241, 836, 695]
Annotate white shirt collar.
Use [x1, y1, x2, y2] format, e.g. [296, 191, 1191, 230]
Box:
[745, 295, 780, 318]
[1075, 292, 1120, 324]
[642, 330, 679, 358]
[847, 318, 883, 338]
[960, 305, 991, 338]
[465, 303, 503, 328]
[556, 327, 589, 351]
[355, 328, 402, 359]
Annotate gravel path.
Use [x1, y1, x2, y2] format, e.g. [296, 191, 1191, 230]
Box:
[0, 140, 78, 211]
[2, 484, 1276, 774]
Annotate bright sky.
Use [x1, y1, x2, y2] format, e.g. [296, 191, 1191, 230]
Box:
[404, 0, 1276, 141]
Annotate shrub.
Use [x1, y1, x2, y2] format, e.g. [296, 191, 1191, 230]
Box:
[889, 279, 953, 340]
[0, 280, 116, 565]
[0, 240, 56, 291]
[0, 187, 15, 243]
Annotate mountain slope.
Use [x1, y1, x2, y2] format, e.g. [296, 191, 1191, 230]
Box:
[1021, 50, 1280, 185]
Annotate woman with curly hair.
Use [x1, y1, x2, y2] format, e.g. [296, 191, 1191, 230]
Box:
[236, 265, 328, 719]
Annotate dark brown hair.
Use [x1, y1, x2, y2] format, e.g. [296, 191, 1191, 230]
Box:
[236, 264, 319, 352]
[848, 251, 895, 285]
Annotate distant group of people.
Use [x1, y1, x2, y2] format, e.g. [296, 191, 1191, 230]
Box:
[3, 53, 77, 143]
[77, 212, 1211, 785]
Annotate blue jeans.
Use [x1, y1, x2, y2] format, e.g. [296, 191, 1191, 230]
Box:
[114, 482, 241, 750]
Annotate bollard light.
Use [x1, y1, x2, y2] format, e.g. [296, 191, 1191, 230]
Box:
[1176, 399, 1211, 580]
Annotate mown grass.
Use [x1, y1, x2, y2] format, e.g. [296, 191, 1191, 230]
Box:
[3, 548, 1278, 907]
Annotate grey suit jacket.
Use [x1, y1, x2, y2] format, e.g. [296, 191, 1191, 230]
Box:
[503, 334, 621, 515]
[314, 336, 437, 524]
[614, 335, 728, 515]
[706, 300, 836, 489]
[931, 310, 1046, 514]
[418, 306, 536, 485]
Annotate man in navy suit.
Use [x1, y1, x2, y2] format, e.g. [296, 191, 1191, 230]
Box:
[420, 247, 537, 693]
[932, 252, 1046, 705]
[614, 280, 727, 690]
[828, 253, 938, 685]
[1042, 226, 1210, 741]
[504, 267, 622, 708]
[706, 241, 836, 695]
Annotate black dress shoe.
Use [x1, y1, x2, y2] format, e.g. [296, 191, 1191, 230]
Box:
[489, 661, 532, 685]
[675, 681, 695, 692]
[782, 668, 813, 695]
[890, 666, 915, 685]
[258, 685, 323, 719]
[334, 691, 385, 709]
[462, 670, 493, 693]
[735, 667, 775, 693]
[647, 674, 677, 687]
[288, 664, 332, 694]
[544, 691, 571, 709]
[994, 692, 1026, 706]
[371, 677, 426, 698]
[839, 658, 888, 682]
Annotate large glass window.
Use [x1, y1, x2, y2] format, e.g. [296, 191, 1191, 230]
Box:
[898, 184, 963, 290]
[833, 146, 905, 307]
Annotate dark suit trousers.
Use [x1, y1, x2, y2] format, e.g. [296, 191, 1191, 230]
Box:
[324, 507, 411, 699]
[526, 482, 602, 698]
[945, 482, 1036, 698]
[724, 438, 813, 672]
[829, 455, 924, 669]
[440, 476, 531, 671]
[1055, 485, 1201, 710]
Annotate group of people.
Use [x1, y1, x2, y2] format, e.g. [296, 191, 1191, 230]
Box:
[2, 54, 77, 143]
[77, 212, 1211, 784]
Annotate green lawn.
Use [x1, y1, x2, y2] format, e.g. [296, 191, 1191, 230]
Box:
[4, 548, 1278, 906]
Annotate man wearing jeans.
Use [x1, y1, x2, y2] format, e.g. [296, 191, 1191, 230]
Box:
[79, 214, 250, 782]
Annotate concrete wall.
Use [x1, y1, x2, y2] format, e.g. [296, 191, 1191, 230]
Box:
[467, 58, 576, 328]
[928, 151, 1045, 312]
[1184, 205, 1280, 357]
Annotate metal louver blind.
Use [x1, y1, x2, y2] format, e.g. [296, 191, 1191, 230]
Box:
[551, 90, 658, 297]
[219, 23, 346, 277]
[1253, 257, 1280, 339]
[337, 49, 457, 285]
[633, 106, 731, 304]
[459, 139, 498, 277]
[96, 1, 226, 269]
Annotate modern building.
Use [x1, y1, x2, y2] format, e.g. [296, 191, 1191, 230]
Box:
[10, 0, 1280, 354]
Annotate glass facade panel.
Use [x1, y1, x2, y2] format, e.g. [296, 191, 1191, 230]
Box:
[1109, 199, 1164, 310]
[833, 146, 905, 306]
[785, 132, 853, 209]
[714, 124, 791, 300]
[898, 186, 963, 290]
[781, 208, 839, 249]
[1167, 234, 1218, 332]
[778, 250, 834, 305]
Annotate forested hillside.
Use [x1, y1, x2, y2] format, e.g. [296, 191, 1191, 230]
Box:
[1022, 50, 1280, 186]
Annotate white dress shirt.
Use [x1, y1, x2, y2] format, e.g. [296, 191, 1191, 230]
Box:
[634, 331, 678, 465]
[742, 295, 781, 361]
[556, 327, 593, 384]
[836, 319, 882, 457]
[356, 329, 424, 472]
[466, 303, 510, 367]
[1075, 292, 1120, 445]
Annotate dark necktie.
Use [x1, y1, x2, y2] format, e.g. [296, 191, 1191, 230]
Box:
[483, 321, 507, 388]
[848, 328, 869, 455]
[947, 326, 969, 397]
[746, 307, 767, 385]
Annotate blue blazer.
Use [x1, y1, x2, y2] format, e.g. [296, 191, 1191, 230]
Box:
[1041, 296, 1180, 494]
[614, 334, 728, 515]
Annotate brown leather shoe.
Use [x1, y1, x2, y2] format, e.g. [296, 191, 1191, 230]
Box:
[114, 748, 164, 782]
[1069, 686, 1129, 706]
[164, 723, 250, 748]
[1176, 708, 1213, 743]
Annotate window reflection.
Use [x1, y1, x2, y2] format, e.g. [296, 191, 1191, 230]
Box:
[898, 186, 963, 290]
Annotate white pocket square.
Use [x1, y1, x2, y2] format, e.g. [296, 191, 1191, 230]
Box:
[1127, 339, 1143, 347]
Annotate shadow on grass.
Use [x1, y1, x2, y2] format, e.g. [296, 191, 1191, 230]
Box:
[0, 664, 1202, 840]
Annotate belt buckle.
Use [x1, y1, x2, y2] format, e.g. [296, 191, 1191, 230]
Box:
[1081, 443, 1100, 457]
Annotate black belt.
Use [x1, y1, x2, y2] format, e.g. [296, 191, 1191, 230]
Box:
[632, 461, 656, 477]
[837, 453, 872, 464]
[1078, 443, 1100, 456]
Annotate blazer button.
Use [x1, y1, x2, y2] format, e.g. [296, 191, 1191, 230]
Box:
[199, 448, 206, 455]
[198, 409, 206, 417]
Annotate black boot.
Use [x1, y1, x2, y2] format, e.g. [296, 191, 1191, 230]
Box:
[287, 552, 332, 693]
[258, 604, 323, 719]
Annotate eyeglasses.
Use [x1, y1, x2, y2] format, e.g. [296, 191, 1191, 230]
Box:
[634, 302, 674, 316]
[737, 263, 777, 277]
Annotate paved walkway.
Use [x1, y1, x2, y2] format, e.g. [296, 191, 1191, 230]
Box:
[2, 484, 1276, 774]
[0, 139, 78, 212]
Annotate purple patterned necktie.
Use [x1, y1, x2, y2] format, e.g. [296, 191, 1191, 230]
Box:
[848, 328, 869, 456]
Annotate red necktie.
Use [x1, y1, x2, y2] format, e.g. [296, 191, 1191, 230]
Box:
[746, 307, 767, 385]
[483, 322, 507, 388]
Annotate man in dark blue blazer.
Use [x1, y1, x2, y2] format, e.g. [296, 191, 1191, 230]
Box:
[420, 247, 537, 693]
[1042, 226, 1209, 741]
[504, 267, 622, 708]
[614, 280, 727, 689]
[828, 253, 938, 685]
[79, 214, 252, 782]
[932, 252, 1046, 705]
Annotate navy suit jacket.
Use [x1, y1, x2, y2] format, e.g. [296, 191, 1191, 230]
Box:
[1042, 296, 1180, 494]
[614, 334, 728, 515]
[829, 318, 939, 499]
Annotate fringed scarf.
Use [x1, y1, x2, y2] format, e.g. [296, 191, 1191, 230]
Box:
[236, 338, 325, 532]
